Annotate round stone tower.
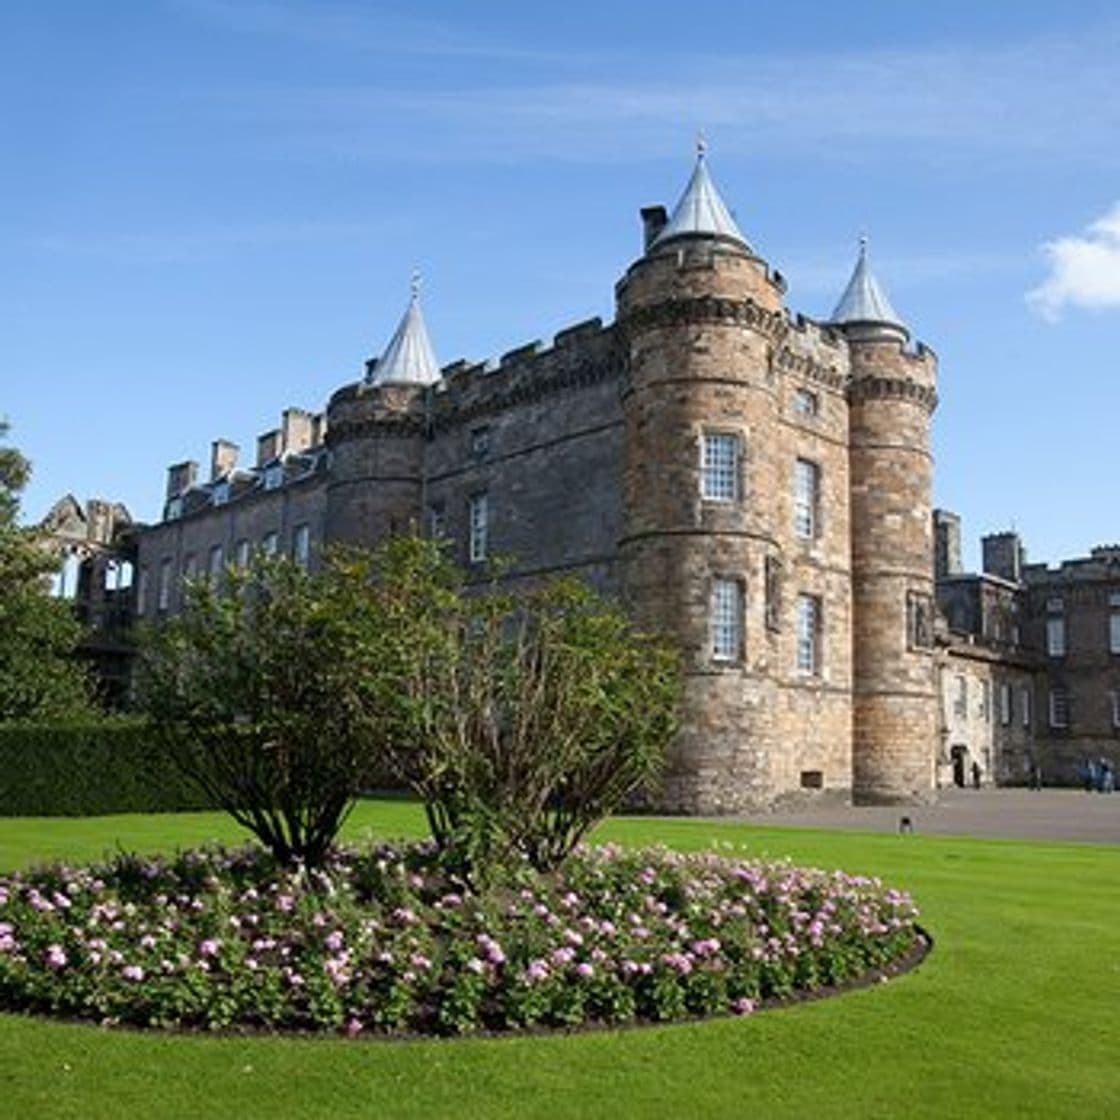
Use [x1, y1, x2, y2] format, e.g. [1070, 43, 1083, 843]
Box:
[831, 240, 939, 803]
[616, 148, 789, 813]
[325, 282, 440, 549]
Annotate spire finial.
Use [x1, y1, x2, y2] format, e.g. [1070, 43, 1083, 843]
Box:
[696, 130, 707, 160]
[859, 232, 868, 254]
[410, 269, 422, 300]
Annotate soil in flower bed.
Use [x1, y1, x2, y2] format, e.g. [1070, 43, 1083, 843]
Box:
[0, 841, 923, 1037]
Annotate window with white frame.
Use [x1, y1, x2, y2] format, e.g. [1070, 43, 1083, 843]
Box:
[1109, 611, 1120, 654]
[701, 433, 739, 502]
[166, 496, 183, 521]
[1021, 687, 1031, 728]
[953, 675, 967, 717]
[212, 481, 230, 506]
[208, 544, 224, 583]
[157, 558, 172, 611]
[426, 502, 446, 539]
[710, 578, 743, 661]
[293, 524, 310, 569]
[795, 594, 821, 674]
[183, 553, 197, 582]
[1048, 687, 1069, 729]
[793, 388, 818, 419]
[263, 464, 284, 491]
[793, 459, 819, 540]
[469, 493, 488, 563]
[1046, 616, 1066, 657]
[235, 539, 250, 570]
[999, 682, 1011, 726]
[136, 566, 149, 616]
[1111, 690, 1120, 729]
[262, 531, 279, 556]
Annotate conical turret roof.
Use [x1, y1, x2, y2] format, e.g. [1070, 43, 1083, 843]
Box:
[366, 278, 441, 387]
[829, 238, 908, 336]
[652, 142, 748, 250]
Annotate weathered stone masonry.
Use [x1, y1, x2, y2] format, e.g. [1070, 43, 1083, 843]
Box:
[126, 153, 960, 811]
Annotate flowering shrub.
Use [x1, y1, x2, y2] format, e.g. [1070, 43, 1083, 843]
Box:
[0, 843, 921, 1036]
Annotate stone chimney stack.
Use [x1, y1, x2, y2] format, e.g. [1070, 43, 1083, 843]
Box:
[281, 408, 316, 454]
[981, 531, 1023, 583]
[210, 439, 239, 481]
[166, 460, 198, 500]
[640, 206, 668, 252]
[256, 429, 282, 467]
[933, 509, 962, 579]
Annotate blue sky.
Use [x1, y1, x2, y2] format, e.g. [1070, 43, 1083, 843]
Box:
[4, 0, 1119, 571]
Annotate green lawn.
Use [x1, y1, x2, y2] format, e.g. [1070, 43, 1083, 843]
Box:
[1, 801, 1116, 1120]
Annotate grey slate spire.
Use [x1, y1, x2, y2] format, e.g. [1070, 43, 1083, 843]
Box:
[366, 275, 441, 387]
[652, 139, 748, 250]
[829, 237, 908, 340]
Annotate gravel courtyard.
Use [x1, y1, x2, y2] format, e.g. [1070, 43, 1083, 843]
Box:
[735, 787, 1120, 844]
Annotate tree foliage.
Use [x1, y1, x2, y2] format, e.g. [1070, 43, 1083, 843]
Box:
[0, 421, 94, 721]
[137, 555, 385, 867]
[138, 537, 681, 880]
[372, 538, 681, 882]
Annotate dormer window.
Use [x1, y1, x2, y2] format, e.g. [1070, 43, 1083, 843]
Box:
[166, 496, 183, 521]
[212, 481, 230, 506]
[263, 464, 284, 491]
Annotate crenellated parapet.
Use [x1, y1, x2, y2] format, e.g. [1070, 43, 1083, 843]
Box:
[429, 318, 622, 433]
[620, 293, 786, 342]
[847, 373, 938, 413]
[326, 382, 428, 444]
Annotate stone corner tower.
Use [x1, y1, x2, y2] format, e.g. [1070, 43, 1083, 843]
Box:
[832, 239, 939, 803]
[615, 146, 789, 813]
[325, 281, 441, 549]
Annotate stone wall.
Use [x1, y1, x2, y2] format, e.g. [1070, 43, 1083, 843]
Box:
[1021, 557, 1120, 782]
[847, 339, 939, 803]
[617, 239, 854, 812]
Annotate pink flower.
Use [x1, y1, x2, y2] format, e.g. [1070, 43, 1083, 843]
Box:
[275, 895, 295, 913]
[575, 962, 594, 979]
[44, 944, 67, 970]
[198, 938, 220, 958]
[324, 930, 345, 952]
[346, 1018, 363, 1037]
[731, 997, 755, 1016]
[121, 964, 144, 982]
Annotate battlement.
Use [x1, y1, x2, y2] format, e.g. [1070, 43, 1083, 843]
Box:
[430, 318, 619, 431]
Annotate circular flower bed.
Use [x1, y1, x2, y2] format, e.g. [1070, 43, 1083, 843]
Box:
[0, 842, 922, 1036]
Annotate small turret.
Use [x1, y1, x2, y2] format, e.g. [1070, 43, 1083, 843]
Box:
[649, 139, 750, 252]
[326, 278, 439, 550]
[364, 275, 441, 388]
[829, 237, 908, 343]
[837, 237, 939, 804]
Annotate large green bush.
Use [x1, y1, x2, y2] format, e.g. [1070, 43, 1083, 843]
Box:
[138, 555, 389, 866]
[0, 720, 211, 816]
[372, 538, 682, 884]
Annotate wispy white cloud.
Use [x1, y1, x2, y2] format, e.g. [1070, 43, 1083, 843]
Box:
[26, 219, 396, 264]
[1027, 203, 1120, 320]
[182, 22, 1120, 165]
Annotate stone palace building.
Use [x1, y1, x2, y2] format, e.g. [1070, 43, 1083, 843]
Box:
[46, 150, 1119, 808]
